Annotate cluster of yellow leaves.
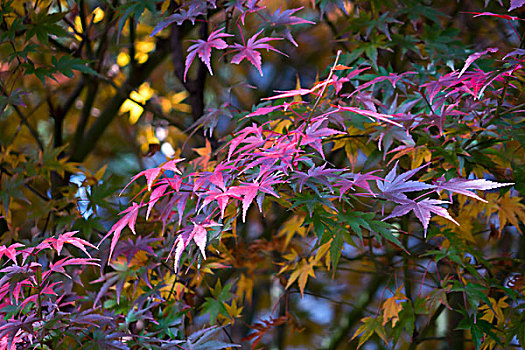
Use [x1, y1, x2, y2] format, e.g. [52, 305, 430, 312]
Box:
[434, 191, 525, 243]
[479, 296, 510, 350]
[277, 215, 308, 248]
[479, 296, 509, 325]
[484, 192, 525, 235]
[120, 83, 154, 124]
[280, 238, 332, 297]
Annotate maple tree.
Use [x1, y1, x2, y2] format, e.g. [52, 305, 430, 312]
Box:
[1, 0, 525, 349]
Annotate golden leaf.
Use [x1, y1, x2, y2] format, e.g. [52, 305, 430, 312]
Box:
[285, 258, 315, 297]
[381, 286, 407, 327]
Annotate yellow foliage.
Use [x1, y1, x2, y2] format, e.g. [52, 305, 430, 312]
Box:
[237, 274, 254, 304]
[117, 52, 130, 67]
[120, 83, 154, 124]
[479, 296, 509, 325]
[285, 257, 316, 297]
[484, 192, 525, 234]
[277, 215, 307, 248]
[223, 299, 244, 324]
[92, 7, 105, 23]
[382, 286, 407, 327]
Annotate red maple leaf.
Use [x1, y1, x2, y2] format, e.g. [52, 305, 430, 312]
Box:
[184, 28, 233, 82]
[229, 30, 286, 75]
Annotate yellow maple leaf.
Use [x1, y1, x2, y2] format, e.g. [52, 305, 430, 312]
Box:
[479, 296, 509, 325]
[224, 299, 244, 324]
[237, 274, 254, 304]
[382, 286, 407, 327]
[285, 258, 315, 297]
[484, 192, 525, 234]
[277, 215, 307, 248]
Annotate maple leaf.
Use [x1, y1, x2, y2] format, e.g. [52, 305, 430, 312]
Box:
[0, 243, 23, 264]
[100, 202, 142, 261]
[291, 164, 340, 192]
[334, 105, 403, 127]
[230, 30, 286, 75]
[285, 257, 315, 297]
[352, 316, 388, 349]
[242, 314, 289, 350]
[459, 48, 498, 77]
[376, 162, 434, 202]
[435, 178, 513, 203]
[382, 286, 407, 327]
[509, 0, 525, 11]
[228, 175, 282, 222]
[145, 184, 169, 219]
[263, 7, 315, 46]
[337, 171, 381, 199]
[45, 231, 96, 257]
[122, 158, 184, 193]
[479, 296, 509, 324]
[300, 118, 344, 158]
[151, 6, 206, 36]
[112, 235, 160, 263]
[484, 192, 525, 234]
[171, 221, 220, 272]
[385, 198, 459, 235]
[277, 215, 307, 247]
[184, 28, 233, 82]
[266, 6, 314, 27]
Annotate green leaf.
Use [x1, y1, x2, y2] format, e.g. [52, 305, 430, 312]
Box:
[51, 56, 100, 78]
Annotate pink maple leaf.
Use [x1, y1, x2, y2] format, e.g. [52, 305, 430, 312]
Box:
[434, 178, 513, 203]
[171, 221, 220, 272]
[468, 12, 524, 21]
[100, 202, 142, 261]
[122, 158, 184, 193]
[0, 244, 24, 264]
[459, 48, 498, 77]
[45, 231, 97, 257]
[228, 175, 282, 222]
[230, 30, 286, 75]
[146, 184, 169, 219]
[184, 28, 233, 82]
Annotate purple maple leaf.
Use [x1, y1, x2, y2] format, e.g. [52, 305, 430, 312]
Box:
[263, 7, 315, 46]
[230, 30, 286, 75]
[509, 0, 525, 11]
[435, 178, 514, 202]
[376, 162, 435, 202]
[337, 171, 381, 199]
[185, 28, 233, 81]
[151, 7, 206, 36]
[300, 118, 344, 158]
[291, 164, 340, 192]
[385, 198, 459, 235]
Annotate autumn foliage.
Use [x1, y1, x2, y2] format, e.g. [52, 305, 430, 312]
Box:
[1, 0, 525, 349]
